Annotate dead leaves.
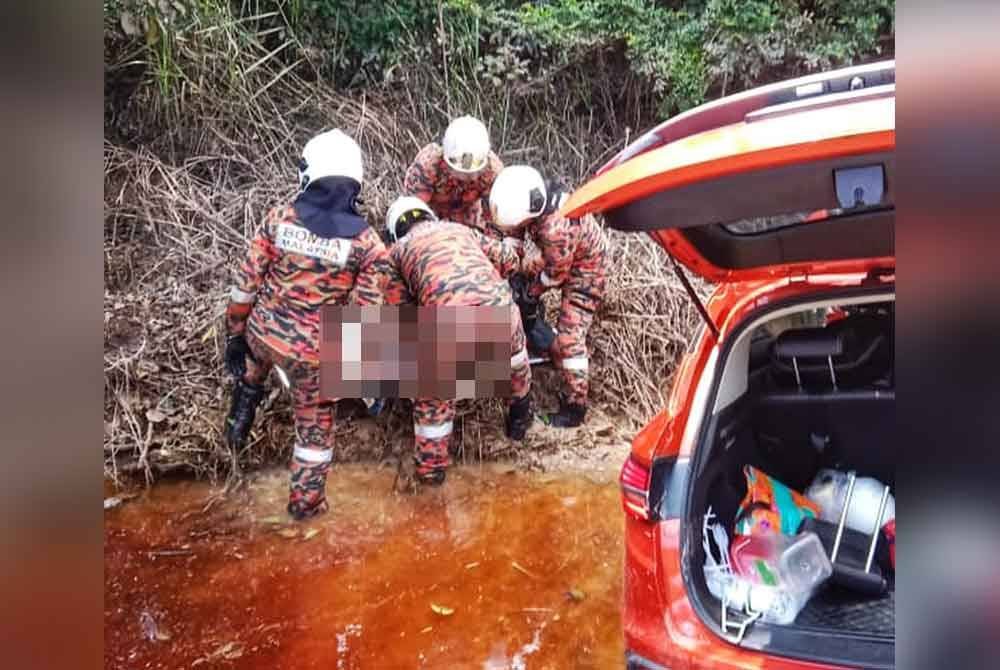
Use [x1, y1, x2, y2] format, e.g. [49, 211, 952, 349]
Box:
[430, 603, 455, 616]
[257, 515, 322, 542]
[145, 408, 168, 424]
[257, 515, 285, 525]
[104, 492, 139, 510]
[200, 324, 217, 344]
[193, 641, 244, 666]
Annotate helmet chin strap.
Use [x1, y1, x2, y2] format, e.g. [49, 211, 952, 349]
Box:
[543, 184, 568, 216]
[298, 158, 309, 191]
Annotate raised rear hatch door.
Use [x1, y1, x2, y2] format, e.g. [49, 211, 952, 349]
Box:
[560, 63, 895, 283]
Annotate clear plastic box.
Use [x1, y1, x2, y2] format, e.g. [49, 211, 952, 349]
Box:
[778, 532, 833, 592]
[725, 531, 833, 625]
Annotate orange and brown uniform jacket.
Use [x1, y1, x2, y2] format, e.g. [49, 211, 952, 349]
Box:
[225, 203, 388, 362]
[224, 196, 389, 519]
[384, 219, 531, 474]
[522, 211, 607, 405]
[402, 142, 505, 238]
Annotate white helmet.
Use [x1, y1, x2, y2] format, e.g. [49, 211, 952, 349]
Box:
[442, 115, 491, 174]
[299, 129, 363, 190]
[488, 165, 547, 231]
[385, 196, 436, 242]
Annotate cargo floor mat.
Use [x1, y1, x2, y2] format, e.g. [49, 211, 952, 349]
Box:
[796, 587, 894, 635]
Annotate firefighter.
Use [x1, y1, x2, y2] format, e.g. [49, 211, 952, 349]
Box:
[223, 129, 388, 520]
[402, 115, 504, 238]
[488, 165, 607, 428]
[403, 116, 557, 355]
[382, 196, 534, 486]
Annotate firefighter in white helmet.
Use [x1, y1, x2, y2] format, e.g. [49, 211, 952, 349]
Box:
[379, 196, 534, 485]
[488, 165, 608, 427]
[223, 129, 390, 520]
[402, 117, 556, 358]
[402, 115, 505, 238]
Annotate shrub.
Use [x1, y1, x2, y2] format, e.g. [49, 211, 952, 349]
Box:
[106, 0, 894, 121]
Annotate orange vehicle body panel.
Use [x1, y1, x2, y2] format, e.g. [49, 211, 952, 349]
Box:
[626, 273, 882, 669]
[559, 95, 895, 283]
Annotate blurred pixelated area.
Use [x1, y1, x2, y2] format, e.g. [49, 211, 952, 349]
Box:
[321, 305, 512, 399]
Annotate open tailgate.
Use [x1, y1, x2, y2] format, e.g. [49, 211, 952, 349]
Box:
[560, 63, 896, 283]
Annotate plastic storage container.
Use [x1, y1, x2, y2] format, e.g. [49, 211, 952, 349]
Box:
[779, 532, 833, 592]
[730, 533, 790, 586]
[725, 531, 833, 625]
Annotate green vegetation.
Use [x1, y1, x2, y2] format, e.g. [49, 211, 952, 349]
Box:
[106, 0, 894, 120]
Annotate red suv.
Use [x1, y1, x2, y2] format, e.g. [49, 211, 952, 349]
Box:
[562, 61, 895, 669]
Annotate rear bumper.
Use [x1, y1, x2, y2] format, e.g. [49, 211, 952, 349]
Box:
[624, 517, 859, 670]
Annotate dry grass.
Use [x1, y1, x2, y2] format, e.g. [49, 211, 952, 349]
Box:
[103, 27, 702, 485]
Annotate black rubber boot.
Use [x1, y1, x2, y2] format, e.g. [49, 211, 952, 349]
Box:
[224, 379, 266, 447]
[544, 398, 587, 428]
[505, 395, 533, 441]
[417, 467, 447, 487]
[394, 457, 447, 493]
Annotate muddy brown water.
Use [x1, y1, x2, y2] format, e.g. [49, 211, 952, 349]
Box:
[105, 464, 625, 669]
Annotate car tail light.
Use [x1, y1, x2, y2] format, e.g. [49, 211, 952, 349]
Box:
[620, 454, 654, 521]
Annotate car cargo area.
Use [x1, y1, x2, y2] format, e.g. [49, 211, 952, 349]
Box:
[685, 296, 895, 665]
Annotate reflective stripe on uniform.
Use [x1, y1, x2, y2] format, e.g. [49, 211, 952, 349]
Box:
[414, 420, 454, 440]
[293, 445, 333, 463]
[540, 271, 561, 287]
[561, 356, 589, 371]
[511, 348, 529, 367]
[230, 286, 257, 303]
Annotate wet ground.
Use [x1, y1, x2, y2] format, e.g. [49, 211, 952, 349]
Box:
[105, 463, 625, 669]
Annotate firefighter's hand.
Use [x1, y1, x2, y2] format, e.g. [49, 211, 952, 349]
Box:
[225, 334, 253, 379]
[509, 273, 531, 305]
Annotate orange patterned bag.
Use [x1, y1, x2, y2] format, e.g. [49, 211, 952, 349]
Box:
[735, 466, 821, 536]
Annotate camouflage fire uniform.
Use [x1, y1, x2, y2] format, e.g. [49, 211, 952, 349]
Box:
[385, 219, 531, 476]
[226, 202, 387, 517]
[403, 143, 505, 238]
[523, 211, 607, 407]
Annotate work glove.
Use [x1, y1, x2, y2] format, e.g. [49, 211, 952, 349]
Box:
[526, 319, 556, 355]
[510, 273, 531, 308]
[510, 274, 539, 327]
[225, 334, 253, 379]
